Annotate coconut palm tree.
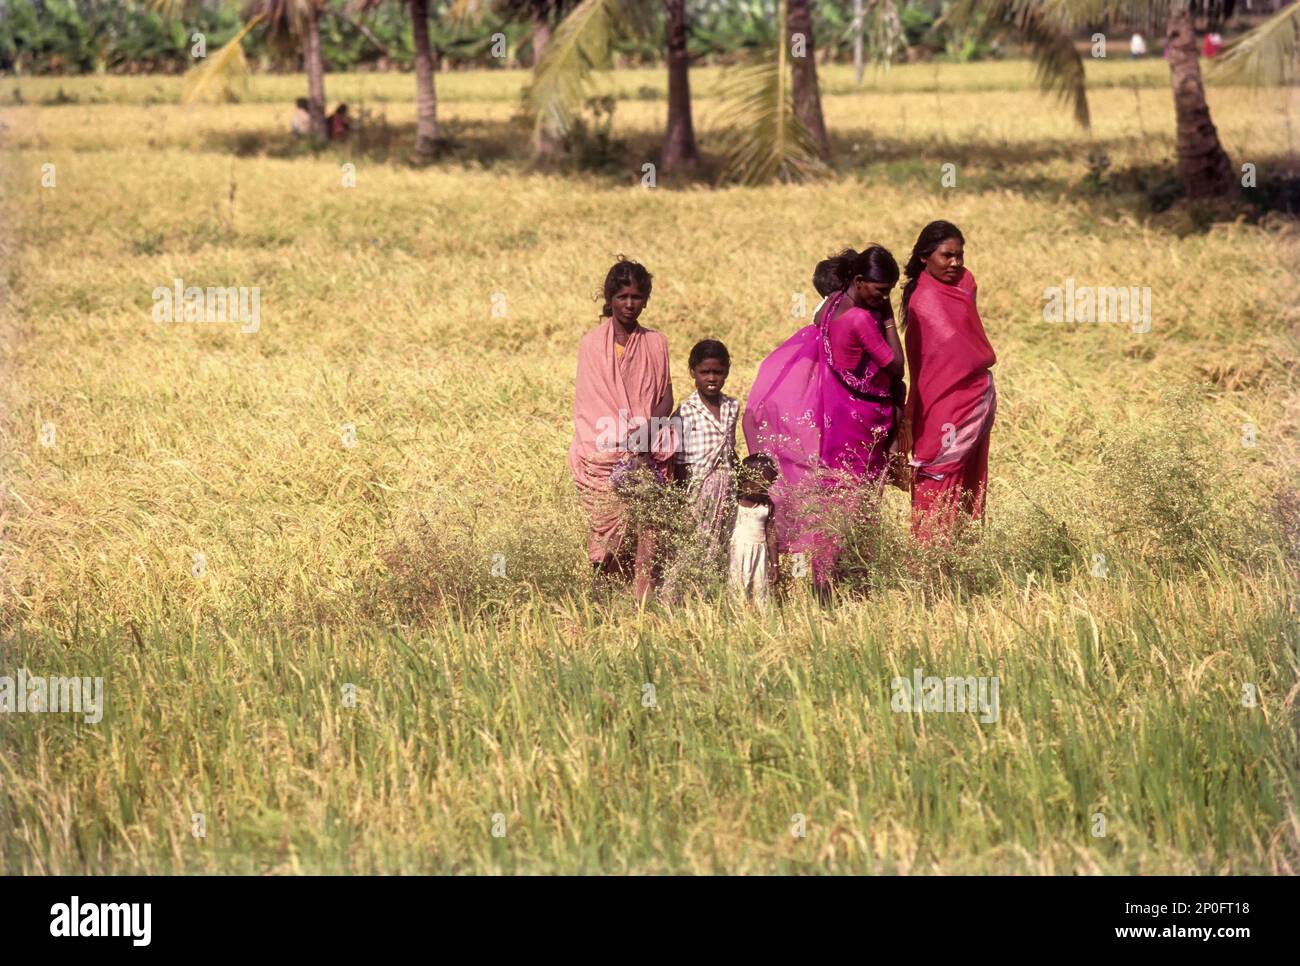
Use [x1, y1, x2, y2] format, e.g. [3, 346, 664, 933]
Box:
[661, 0, 698, 172]
[356, 0, 441, 162]
[522, 0, 660, 165]
[409, 0, 441, 161]
[451, 1, 572, 159]
[786, 0, 830, 161]
[949, 0, 1297, 199]
[164, 0, 332, 139]
[255, 0, 332, 140]
[525, 0, 834, 182]
[713, 0, 827, 185]
[1164, 0, 1234, 198]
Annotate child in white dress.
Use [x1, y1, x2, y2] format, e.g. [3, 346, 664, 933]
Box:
[730, 454, 780, 607]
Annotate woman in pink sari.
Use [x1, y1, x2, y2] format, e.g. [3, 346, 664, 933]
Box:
[743, 245, 905, 598]
[898, 221, 997, 542]
[569, 258, 674, 601]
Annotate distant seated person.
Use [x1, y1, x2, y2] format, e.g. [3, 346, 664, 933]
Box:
[1202, 32, 1223, 58]
[328, 104, 351, 141]
[1129, 33, 1147, 58]
[291, 98, 310, 137]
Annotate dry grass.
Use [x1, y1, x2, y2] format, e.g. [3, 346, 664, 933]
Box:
[0, 59, 1297, 874]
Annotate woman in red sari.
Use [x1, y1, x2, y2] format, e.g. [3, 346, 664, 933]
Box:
[898, 221, 997, 542]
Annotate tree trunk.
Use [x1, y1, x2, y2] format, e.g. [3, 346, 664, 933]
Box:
[853, 0, 864, 85]
[304, 7, 328, 140]
[660, 0, 698, 174]
[531, 0, 552, 66]
[1166, 2, 1235, 198]
[786, 0, 831, 162]
[530, 0, 561, 162]
[411, 0, 440, 162]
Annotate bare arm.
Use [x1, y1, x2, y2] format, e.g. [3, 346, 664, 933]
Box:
[882, 318, 904, 382]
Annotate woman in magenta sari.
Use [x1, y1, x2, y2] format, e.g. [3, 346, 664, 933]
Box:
[743, 245, 905, 597]
[897, 221, 997, 543]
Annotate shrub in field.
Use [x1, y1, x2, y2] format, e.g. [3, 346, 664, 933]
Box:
[374, 511, 588, 622]
[558, 96, 627, 174]
[1093, 393, 1252, 570]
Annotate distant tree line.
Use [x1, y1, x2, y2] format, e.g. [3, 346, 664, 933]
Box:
[6, 0, 1293, 200]
[9, 0, 1263, 76]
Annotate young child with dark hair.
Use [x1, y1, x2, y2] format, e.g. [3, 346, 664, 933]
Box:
[730, 453, 779, 607]
[812, 256, 845, 319]
[671, 339, 739, 575]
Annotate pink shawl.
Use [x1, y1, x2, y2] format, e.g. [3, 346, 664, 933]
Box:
[569, 317, 674, 562]
[742, 292, 896, 555]
[904, 269, 997, 478]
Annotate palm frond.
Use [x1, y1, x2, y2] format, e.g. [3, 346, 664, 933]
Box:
[250, 0, 322, 43]
[1017, 3, 1090, 128]
[524, 0, 622, 144]
[714, 4, 828, 187]
[951, 0, 1089, 128]
[180, 14, 264, 105]
[1213, 0, 1300, 87]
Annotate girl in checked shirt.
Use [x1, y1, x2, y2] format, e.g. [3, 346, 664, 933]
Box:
[671, 340, 740, 576]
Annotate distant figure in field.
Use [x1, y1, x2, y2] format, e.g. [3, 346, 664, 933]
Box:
[291, 98, 310, 137]
[569, 258, 674, 602]
[729, 454, 779, 608]
[1129, 33, 1147, 58]
[328, 104, 351, 141]
[899, 221, 997, 544]
[1202, 32, 1223, 58]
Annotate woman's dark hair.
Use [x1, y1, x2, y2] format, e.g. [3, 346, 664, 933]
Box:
[901, 220, 964, 325]
[822, 244, 900, 294]
[689, 339, 730, 370]
[741, 452, 778, 483]
[600, 257, 653, 317]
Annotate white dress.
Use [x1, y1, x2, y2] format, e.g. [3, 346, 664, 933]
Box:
[729, 501, 771, 606]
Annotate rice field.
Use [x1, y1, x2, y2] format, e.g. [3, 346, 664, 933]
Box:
[0, 60, 1297, 874]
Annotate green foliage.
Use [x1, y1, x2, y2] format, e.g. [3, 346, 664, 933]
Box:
[0, 0, 534, 75]
[900, 5, 935, 47]
[560, 95, 627, 174]
[2, 0, 1115, 77]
